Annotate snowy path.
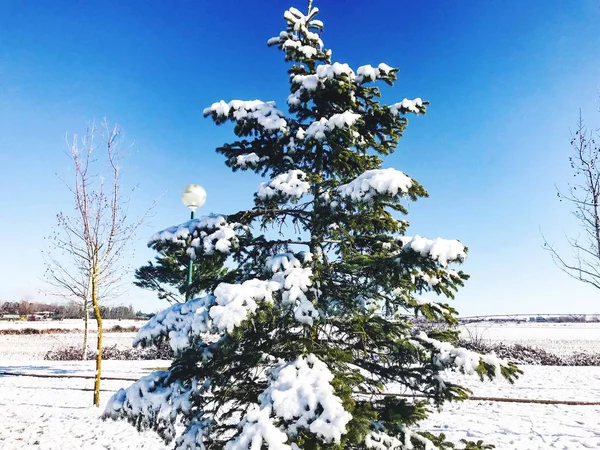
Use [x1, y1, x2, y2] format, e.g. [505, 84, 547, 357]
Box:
[0, 361, 599, 449]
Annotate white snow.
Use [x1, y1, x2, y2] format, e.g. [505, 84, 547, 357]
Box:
[228, 354, 351, 449]
[356, 65, 379, 83]
[288, 61, 396, 107]
[399, 235, 466, 266]
[356, 64, 398, 83]
[225, 404, 291, 450]
[271, 266, 317, 325]
[257, 170, 310, 200]
[459, 322, 600, 356]
[210, 279, 281, 332]
[390, 98, 424, 115]
[0, 319, 142, 331]
[336, 168, 414, 202]
[0, 332, 136, 360]
[203, 100, 287, 133]
[104, 370, 197, 443]
[267, 6, 324, 62]
[133, 263, 316, 352]
[305, 111, 361, 141]
[0, 321, 139, 360]
[415, 331, 503, 377]
[234, 152, 263, 168]
[133, 296, 215, 352]
[0, 360, 599, 449]
[265, 253, 302, 273]
[135, 278, 281, 351]
[266, 355, 351, 442]
[316, 62, 354, 80]
[282, 39, 318, 58]
[283, 7, 319, 34]
[149, 214, 241, 257]
[378, 62, 394, 74]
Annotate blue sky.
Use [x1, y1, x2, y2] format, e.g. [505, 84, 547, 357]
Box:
[0, 0, 599, 316]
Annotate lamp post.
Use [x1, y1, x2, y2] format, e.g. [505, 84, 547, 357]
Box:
[181, 184, 207, 301]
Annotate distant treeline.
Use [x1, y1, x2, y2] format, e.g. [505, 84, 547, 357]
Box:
[458, 314, 600, 324]
[0, 300, 148, 320]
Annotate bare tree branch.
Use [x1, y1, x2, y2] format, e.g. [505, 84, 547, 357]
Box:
[543, 107, 600, 290]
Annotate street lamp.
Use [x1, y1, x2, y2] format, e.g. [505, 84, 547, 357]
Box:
[181, 184, 206, 300]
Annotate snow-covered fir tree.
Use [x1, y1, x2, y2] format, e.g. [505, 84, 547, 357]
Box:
[103, 4, 520, 449]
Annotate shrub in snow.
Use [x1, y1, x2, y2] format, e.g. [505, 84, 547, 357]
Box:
[458, 339, 600, 367]
[44, 342, 174, 361]
[104, 4, 521, 449]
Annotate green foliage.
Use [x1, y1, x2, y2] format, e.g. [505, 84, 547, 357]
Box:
[134, 240, 233, 303]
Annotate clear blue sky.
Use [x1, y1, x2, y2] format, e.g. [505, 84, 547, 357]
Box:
[0, 0, 599, 316]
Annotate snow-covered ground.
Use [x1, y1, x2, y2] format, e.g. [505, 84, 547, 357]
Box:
[0, 333, 137, 360]
[0, 319, 141, 360]
[0, 361, 165, 450]
[0, 319, 142, 331]
[459, 322, 600, 355]
[2, 321, 599, 360]
[1, 323, 599, 448]
[0, 361, 598, 449]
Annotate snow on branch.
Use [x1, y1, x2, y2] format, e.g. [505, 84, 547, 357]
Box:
[203, 100, 287, 134]
[264, 252, 317, 325]
[135, 255, 317, 353]
[267, 6, 325, 61]
[103, 371, 198, 444]
[227, 355, 351, 449]
[134, 278, 281, 351]
[149, 215, 243, 258]
[234, 152, 268, 169]
[288, 62, 398, 106]
[365, 428, 404, 450]
[174, 420, 211, 450]
[305, 111, 361, 141]
[282, 37, 319, 58]
[210, 278, 281, 332]
[414, 331, 503, 377]
[399, 236, 466, 267]
[336, 168, 414, 202]
[356, 63, 397, 83]
[265, 252, 302, 273]
[133, 296, 215, 352]
[366, 424, 439, 450]
[389, 98, 425, 115]
[273, 266, 317, 325]
[258, 170, 310, 200]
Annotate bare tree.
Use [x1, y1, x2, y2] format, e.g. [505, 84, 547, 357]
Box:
[544, 107, 600, 289]
[43, 120, 151, 406]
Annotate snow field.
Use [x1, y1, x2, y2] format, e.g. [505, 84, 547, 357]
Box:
[0, 333, 137, 360]
[0, 362, 599, 449]
[0, 362, 165, 450]
[0, 319, 142, 331]
[0, 319, 142, 360]
[1, 323, 599, 448]
[459, 322, 600, 356]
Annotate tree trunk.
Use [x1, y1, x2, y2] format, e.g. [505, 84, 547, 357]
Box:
[83, 272, 92, 361]
[82, 302, 89, 361]
[92, 264, 102, 407]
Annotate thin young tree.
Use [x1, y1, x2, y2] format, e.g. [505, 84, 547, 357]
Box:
[544, 106, 600, 289]
[104, 3, 520, 448]
[44, 120, 149, 406]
